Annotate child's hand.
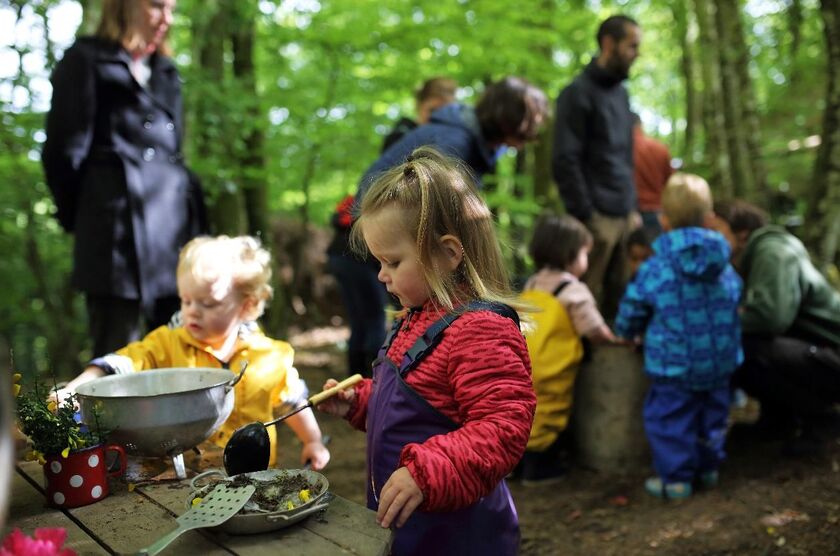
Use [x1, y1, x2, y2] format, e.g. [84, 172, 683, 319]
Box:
[300, 440, 330, 471]
[47, 386, 76, 406]
[376, 466, 424, 529]
[588, 324, 618, 344]
[315, 379, 355, 418]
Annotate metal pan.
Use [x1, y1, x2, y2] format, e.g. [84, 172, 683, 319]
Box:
[187, 468, 330, 535]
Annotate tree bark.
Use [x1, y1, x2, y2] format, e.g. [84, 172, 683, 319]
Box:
[715, 0, 754, 198]
[721, 0, 768, 198]
[673, 3, 699, 161]
[808, 0, 840, 268]
[192, 5, 245, 235]
[229, 1, 268, 240]
[693, 0, 734, 196]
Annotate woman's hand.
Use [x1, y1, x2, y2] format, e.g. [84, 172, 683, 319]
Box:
[376, 466, 424, 529]
[300, 440, 330, 471]
[315, 379, 355, 418]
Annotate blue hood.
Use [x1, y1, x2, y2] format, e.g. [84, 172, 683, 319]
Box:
[653, 227, 731, 282]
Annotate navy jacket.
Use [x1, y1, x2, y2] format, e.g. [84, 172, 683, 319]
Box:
[357, 103, 499, 201]
[552, 60, 635, 221]
[42, 37, 206, 310]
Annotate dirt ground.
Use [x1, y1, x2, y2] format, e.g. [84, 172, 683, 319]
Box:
[277, 327, 840, 556]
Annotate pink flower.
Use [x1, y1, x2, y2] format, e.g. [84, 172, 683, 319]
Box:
[0, 528, 77, 556]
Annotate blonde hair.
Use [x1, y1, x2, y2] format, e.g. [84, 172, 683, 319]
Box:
[177, 236, 273, 320]
[96, 0, 172, 57]
[661, 172, 713, 229]
[351, 147, 515, 314]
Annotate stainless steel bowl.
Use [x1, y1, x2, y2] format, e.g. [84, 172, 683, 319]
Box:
[76, 368, 243, 478]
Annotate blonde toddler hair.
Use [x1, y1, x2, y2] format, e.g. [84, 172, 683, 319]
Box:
[352, 146, 514, 313]
[177, 235, 273, 321]
[661, 172, 713, 229]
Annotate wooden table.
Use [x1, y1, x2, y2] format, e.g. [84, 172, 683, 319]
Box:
[3, 451, 392, 556]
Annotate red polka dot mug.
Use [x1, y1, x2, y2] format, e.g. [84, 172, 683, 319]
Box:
[43, 444, 126, 508]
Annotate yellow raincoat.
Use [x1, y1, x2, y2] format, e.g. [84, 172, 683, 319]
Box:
[520, 288, 584, 452]
[113, 324, 304, 465]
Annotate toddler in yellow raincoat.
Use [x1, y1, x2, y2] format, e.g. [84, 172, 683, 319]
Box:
[518, 215, 616, 485]
[54, 235, 330, 470]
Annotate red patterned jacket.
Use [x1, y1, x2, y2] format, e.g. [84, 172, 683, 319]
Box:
[346, 301, 535, 512]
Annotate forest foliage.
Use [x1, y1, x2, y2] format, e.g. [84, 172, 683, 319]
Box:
[1, 0, 838, 379]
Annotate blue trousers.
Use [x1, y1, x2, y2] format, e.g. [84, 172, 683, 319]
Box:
[643, 382, 730, 483]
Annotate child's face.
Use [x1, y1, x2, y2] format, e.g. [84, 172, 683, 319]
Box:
[363, 207, 430, 309]
[566, 245, 590, 278]
[177, 272, 247, 349]
[628, 244, 653, 276]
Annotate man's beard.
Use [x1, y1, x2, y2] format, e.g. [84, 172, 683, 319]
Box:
[607, 56, 630, 80]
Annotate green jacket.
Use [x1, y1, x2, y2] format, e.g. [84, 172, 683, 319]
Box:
[739, 225, 840, 346]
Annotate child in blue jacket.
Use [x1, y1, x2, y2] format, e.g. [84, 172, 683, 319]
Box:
[614, 173, 743, 499]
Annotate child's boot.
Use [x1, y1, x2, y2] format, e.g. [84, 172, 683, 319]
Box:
[521, 450, 567, 486]
[644, 477, 692, 499]
[697, 470, 719, 490]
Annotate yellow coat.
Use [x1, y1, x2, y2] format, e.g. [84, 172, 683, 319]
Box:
[113, 324, 304, 465]
[520, 288, 584, 451]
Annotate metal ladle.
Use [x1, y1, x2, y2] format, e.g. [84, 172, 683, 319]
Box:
[223, 374, 363, 476]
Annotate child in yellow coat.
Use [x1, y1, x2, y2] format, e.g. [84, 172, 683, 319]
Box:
[54, 235, 329, 470]
[519, 215, 615, 485]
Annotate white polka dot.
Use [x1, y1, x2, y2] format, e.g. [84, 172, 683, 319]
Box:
[53, 492, 65, 505]
[88, 454, 99, 467]
[69, 475, 83, 487]
[50, 461, 62, 474]
[91, 485, 103, 498]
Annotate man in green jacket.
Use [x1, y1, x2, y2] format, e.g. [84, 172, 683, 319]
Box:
[713, 200, 840, 444]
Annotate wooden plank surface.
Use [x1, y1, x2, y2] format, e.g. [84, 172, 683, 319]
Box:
[11, 457, 392, 556]
[15, 461, 229, 555]
[139, 476, 392, 555]
[3, 469, 108, 556]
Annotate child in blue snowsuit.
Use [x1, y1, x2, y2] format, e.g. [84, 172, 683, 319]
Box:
[614, 173, 743, 499]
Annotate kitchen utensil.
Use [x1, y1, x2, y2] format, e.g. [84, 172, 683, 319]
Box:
[77, 363, 247, 478]
[187, 468, 331, 535]
[223, 374, 362, 476]
[137, 482, 255, 556]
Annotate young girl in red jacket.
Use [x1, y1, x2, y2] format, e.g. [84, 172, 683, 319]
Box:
[318, 147, 536, 556]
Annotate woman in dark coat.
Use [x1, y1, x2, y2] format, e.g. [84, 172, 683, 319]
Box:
[42, 0, 206, 357]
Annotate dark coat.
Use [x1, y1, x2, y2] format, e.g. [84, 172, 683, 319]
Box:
[552, 60, 636, 221]
[42, 37, 206, 311]
[357, 104, 499, 201]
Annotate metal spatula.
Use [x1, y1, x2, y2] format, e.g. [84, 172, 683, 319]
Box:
[137, 483, 256, 556]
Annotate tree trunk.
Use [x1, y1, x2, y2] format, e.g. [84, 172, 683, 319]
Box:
[808, 0, 840, 268]
[693, 0, 734, 196]
[673, 2, 700, 161]
[715, 0, 754, 198]
[228, 2, 268, 240]
[721, 0, 768, 198]
[192, 7, 245, 235]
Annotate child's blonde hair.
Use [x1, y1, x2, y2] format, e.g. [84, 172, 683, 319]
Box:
[352, 147, 514, 313]
[177, 235, 273, 320]
[661, 172, 713, 229]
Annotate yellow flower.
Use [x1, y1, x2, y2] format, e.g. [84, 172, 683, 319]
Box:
[61, 447, 70, 458]
[25, 450, 46, 465]
[298, 489, 311, 502]
[191, 497, 203, 507]
[47, 400, 57, 412]
[285, 500, 295, 511]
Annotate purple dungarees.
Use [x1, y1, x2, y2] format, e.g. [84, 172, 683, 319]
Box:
[365, 303, 521, 556]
